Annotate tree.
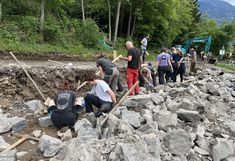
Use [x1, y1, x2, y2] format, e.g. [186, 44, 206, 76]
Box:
[40, 0, 45, 30]
[81, 0, 85, 23]
[106, 0, 111, 41]
[113, 0, 121, 45]
[0, 0, 2, 23]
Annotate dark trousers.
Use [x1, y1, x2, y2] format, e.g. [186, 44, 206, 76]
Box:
[172, 62, 186, 82]
[84, 93, 113, 113]
[142, 49, 146, 63]
[117, 77, 124, 92]
[158, 66, 171, 85]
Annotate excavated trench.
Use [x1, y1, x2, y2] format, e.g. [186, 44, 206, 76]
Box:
[0, 60, 126, 161]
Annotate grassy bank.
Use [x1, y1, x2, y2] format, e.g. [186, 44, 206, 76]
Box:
[216, 63, 235, 73]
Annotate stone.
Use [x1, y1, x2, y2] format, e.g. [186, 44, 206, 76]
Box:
[176, 109, 201, 123]
[0, 149, 17, 161]
[0, 136, 10, 151]
[228, 101, 235, 109]
[224, 156, 235, 161]
[123, 94, 151, 107]
[141, 133, 161, 159]
[141, 109, 153, 123]
[137, 122, 155, 133]
[206, 83, 220, 96]
[121, 110, 141, 128]
[179, 98, 195, 110]
[194, 146, 210, 155]
[164, 130, 193, 156]
[74, 118, 99, 141]
[165, 98, 179, 112]
[118, 142, 158, 161]
[16, 151, 28, 159]
[224, 121, 235, 136]
[0, 118, 12, 134]
[39, 135, 62, 158]
[157, 113, 178, 131]
[112, 106, 127, 118]
[7, 117, 27, 132]
[121, 100, 138, 108]
[32, 130, 42, 138]
[212, 138, 234, 161]
[24, 100, 44, 112]
[83, 112, 97, 127]
[150, 93, 164, 105]
[57, 129, 72, 141]
[38, 116, 53, 127]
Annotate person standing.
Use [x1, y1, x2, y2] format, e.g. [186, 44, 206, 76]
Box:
[96, 54, 120, 94]
[84, 74, 116, 117]
[156, 48, 173, 85]
[190, 48, 197, 73]
[140, 35, 149, 63]
[172, 50, 186, 82]
[121, 41, 142, 96]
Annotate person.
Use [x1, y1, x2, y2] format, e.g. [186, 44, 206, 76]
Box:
[140, 35, 150, 63]
[84, 74, 116, 117]
[139, 62, 157, 88]
[120, 41, 142, 96]
[190, 48, 197, 73]
[156, 47, 173, 85]
[45, 91, 83, 128]
[96, 54, 120, 94]
[172, 49, 186, 82]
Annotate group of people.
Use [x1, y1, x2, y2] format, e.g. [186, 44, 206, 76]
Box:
[45, 40, 197, 129]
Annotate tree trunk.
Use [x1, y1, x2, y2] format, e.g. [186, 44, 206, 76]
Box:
[130, 14, 137, 39]
[113, 1, 121, 45]
[119, 5, 124, 36]
[40, 0, 45, 30]
[127, 5, 132, 38]
[81, 0, 85, 23]
[0, 0, 2, 23]
[106, 0, 111, 41]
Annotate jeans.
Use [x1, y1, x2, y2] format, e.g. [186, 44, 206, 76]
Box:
[141, 49, 147, 63]
[84, 93, 113, 113]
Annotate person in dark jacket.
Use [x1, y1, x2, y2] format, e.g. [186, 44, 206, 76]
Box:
[45, 91, 83, 128]
[172, 50, 186, 82]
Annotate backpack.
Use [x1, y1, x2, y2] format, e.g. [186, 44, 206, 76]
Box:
[54, 91, 76, 112]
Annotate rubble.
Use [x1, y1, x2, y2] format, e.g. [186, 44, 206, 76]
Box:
[2, 61, 235, 161]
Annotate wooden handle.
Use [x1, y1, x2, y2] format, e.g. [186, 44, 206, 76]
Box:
[112, 55, 122, 63]
[9, 51, 46, 101]
[100, 81, 139, 127]
[3, 135, 28, 152]
[76, 81, 88, 91]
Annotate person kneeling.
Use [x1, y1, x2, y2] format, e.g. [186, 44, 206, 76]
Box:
[46, 91, 83, 128]
[84, 74, 116, 117]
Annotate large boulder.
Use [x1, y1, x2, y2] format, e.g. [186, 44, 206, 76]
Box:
[176, 109, 201, 123]
[122, 94, 151, 107]
[150, 93, 164, 105]
[206, 83, 220, 96]
[212, 138, 234, 161]
[24, 100, 44, 113]
[0, 118, 12, 134]
[121, 110, 141, 129]
[157, 113, 178, 131]
[7, 117, 27, 132]
[0, 149, 17, 161]
[178, 98, 195, 111]
[165, 98, 180, 112]
[0, 136, 10, 151]
[74, 118, 99, 141]
[39, 135, 62, 158]
[164, 130, 193, 156]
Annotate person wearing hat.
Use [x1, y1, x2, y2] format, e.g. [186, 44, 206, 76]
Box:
[45, 91, 84, 128]
[156, 47, 173, 85]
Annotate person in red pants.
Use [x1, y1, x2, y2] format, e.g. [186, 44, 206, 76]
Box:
[121, 41, 142, 96]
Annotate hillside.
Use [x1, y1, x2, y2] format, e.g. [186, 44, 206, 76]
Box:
[199, 0, 235, 23]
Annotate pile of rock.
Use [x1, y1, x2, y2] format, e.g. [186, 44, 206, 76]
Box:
[2, 66, 235, 161]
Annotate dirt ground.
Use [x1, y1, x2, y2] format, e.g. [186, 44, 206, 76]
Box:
[0, 52, 127, 161]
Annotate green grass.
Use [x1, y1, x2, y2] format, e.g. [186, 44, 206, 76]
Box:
[216, 63, 235, 72]
[0, 40, 115, 60]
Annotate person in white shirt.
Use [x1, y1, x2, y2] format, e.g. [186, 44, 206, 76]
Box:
[84, 74, 116, 117]
[140, 35, 150, 63]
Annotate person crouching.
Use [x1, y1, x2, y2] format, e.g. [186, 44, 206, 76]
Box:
[84, 74, 116, 117]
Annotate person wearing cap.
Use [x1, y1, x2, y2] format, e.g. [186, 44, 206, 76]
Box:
[190, 48, 197, 73]
[156, 47, 173, 85]
[45, 91, 83, 128]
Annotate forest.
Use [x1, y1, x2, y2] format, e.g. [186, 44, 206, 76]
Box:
[0, 0, 234, 58]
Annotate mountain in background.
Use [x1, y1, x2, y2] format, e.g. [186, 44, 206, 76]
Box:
[198, 0, 235, 24]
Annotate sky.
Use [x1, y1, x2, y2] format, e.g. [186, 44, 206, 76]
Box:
[223, 0, 235, 6]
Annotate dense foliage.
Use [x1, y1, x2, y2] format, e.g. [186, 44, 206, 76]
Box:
[0, 0, 234, 56]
